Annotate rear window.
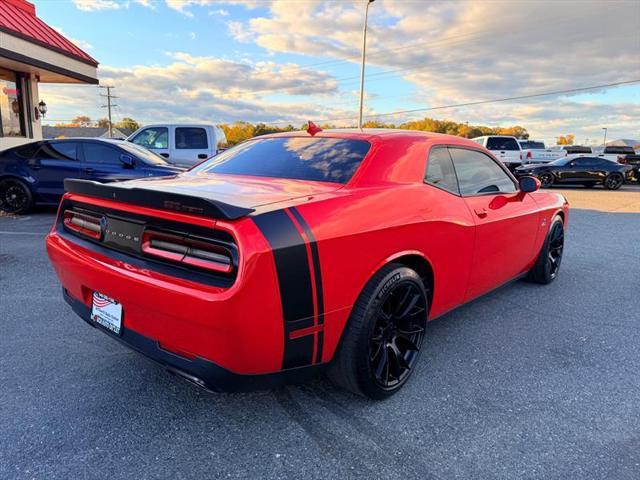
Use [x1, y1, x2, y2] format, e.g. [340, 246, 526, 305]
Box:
[486, 137, 520, 151]
[519, 141, 545, 149]
[603, 146, 634, 154]
[564, 146, 591, 154]
[195, 137, 371, 184]
[176, 127, 208, 149]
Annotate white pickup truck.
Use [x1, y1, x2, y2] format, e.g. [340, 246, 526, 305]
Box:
[518, 140, 566, 164]
[471, 135, 524, 170]
[127, 124, 227, 167]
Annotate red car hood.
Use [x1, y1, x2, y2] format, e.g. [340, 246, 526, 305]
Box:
[120, 173, 342, 209]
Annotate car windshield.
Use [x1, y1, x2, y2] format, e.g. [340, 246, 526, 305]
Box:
[192, 137, 371, 183]
[120, 142, 170, 166]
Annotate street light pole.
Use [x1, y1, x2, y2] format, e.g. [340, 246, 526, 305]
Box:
[602, 127, 608, 146]
[358, 0, 375, 130]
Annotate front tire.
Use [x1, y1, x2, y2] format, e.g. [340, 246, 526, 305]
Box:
[527, 215, 564, 284]
[0, 178, 33, 214]
[603, 172, 624, 190]
[328, 263, 428, 399]
[538, 173, 554, 188]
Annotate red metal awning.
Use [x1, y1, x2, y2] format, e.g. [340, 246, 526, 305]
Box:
[0, 0, 98, 67]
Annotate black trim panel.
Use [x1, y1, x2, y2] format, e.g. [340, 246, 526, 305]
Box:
[289, 207, 325, 364]
[253, 209, 316, 369]
[65, 179, 254, 220]
[64, 290, 325, 392]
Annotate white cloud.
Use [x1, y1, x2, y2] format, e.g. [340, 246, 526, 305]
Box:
[72, 0, 125, 11]
[189, 31, 196, 40]
[165, 0, 263, 16]
[39, 52, 340, 125]
[226, 21, 254, 43]
[209, 8, 230, 16]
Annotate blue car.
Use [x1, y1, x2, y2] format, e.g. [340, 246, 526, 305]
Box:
[0, 138, 184, 213]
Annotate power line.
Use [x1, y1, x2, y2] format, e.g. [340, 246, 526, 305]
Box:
[265, 79, 640, 125]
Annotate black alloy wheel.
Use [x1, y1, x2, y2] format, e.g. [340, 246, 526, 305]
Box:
[328, 264, 429, 399]
[0, 178, 33, 214]
[527, 215, 564, 284]
[368, 282, 427, 390]
[538, 173, 554, 188]
[603, 173, 624, 190]
[546, 221, 564, 280]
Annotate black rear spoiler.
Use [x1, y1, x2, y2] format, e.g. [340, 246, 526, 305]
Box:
[64, 179, 254, 221]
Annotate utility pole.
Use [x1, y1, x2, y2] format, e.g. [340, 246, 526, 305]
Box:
[99, 85, 118, 138]
[602, 127, 608, 147]
[358, 0, 375, 129]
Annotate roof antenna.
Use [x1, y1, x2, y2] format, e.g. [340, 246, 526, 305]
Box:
[306, 121, 322, 136]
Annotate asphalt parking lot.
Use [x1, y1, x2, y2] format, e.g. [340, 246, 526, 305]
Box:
[1, 186, 639, 480]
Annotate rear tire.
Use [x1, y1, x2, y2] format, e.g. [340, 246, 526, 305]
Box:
[328, 263, 428, 400]
[0, 178, 33, 214]
[527, 215, 564, 284]
[603, 173, 624, 190]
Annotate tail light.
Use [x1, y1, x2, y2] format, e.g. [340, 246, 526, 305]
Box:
[63, 210, 102, 240]
[141, 230, 233, 274]
[527, 151, 532, 159]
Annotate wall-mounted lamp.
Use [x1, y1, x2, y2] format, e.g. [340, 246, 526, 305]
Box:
[36, 100, 47, 119]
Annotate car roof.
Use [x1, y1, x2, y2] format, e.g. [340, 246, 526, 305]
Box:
[255, 128, 475, 143]
[47, 138, 124, 145]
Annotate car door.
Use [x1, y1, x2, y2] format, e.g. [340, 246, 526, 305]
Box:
[29, 141, 81, 201]
[422, 146, 476, 314]
[448, 147, 540, 301]
[173, 127, 211, 166]
[129, 126, 170, 160]
[80, 141, 143, 182]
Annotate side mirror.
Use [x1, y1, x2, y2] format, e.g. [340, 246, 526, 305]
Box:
[519, 175, 540, 193]
[120, 154, 135, 168]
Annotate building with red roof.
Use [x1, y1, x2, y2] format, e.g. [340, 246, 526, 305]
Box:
[0, 0, 99, 149]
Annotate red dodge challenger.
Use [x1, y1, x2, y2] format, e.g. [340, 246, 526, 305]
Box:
[46, 128, 568, 399]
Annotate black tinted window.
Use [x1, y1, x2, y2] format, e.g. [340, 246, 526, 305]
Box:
[131, 127, 168, 149]
[13, 142, 41, 158]
[572, 157, 601, 167]
[425, 147, 459, 194]
[449, 148, 517, 195]
[486, 137, 520, 151]
[38, 142, 79, 161]
[83, 143, 122, 165]
[176, 127, 208, 149]
[196, 137, 370, 184]
[564, 146, 591, 154]
[604, 146, 634, 154]
[519, 141, 545, 149]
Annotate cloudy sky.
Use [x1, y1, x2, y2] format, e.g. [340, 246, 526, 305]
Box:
[37, 0, 640, 144]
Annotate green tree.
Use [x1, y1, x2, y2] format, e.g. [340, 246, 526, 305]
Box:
[96, 118, 110, 128]
[114, 117, 141, 132]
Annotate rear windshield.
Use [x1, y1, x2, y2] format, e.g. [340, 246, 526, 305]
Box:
[519, 141, 545, 149]
[194, 137, 371, 183]
[564, 146, 591, 154]
[604, 146, 634, 154]
[486, 137, 520, 151]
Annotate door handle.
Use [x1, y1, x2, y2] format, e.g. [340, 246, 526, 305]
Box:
[160, 153, 170, 158]
[197, 154, 208, 159]
[83, 168, 95, 174]
[474, 207, 488, 218]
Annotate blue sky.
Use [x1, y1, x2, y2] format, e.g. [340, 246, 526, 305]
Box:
[37, 0, 640, 144]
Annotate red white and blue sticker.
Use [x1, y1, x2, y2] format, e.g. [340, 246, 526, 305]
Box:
[91, 292, 123, 335]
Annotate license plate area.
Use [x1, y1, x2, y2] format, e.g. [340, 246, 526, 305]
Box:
[91, 292, 123, 335]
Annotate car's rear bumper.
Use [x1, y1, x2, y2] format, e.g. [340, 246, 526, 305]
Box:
[63, 288, 325, 392]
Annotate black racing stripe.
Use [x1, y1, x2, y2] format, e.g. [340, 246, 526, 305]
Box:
[253, 210, 315, 369]
[290, 207, 325, 364]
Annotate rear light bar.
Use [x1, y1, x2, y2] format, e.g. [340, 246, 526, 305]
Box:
[63, 210, 102, 240]
[141, 230, 233, 274]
